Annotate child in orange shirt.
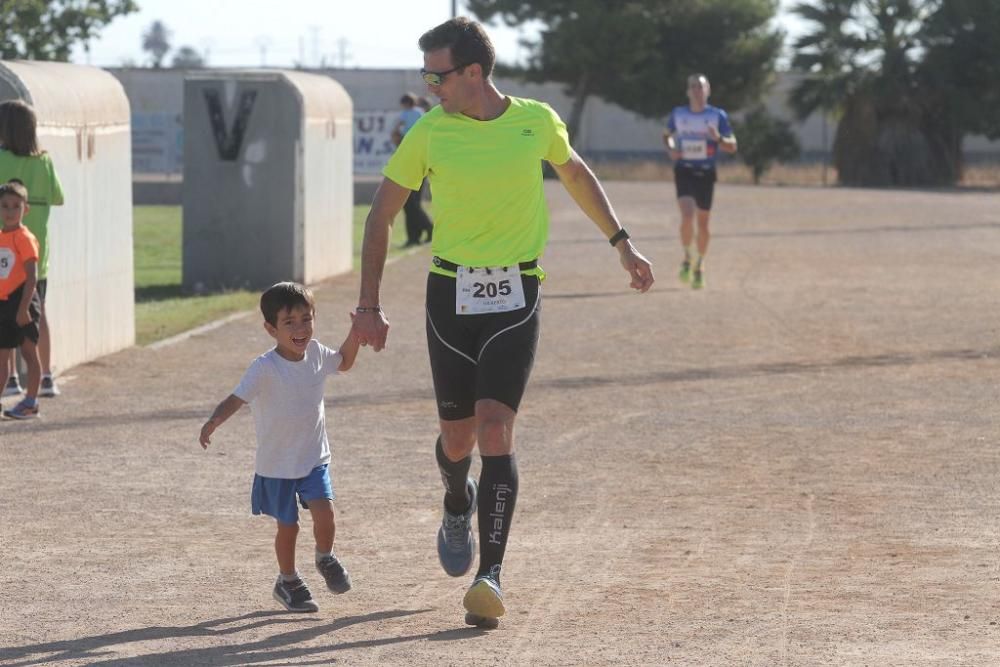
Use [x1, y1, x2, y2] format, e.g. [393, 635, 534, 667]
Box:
[0, 178, 42, 419]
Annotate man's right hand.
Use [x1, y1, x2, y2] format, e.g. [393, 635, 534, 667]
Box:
[352, 308, 390, 351]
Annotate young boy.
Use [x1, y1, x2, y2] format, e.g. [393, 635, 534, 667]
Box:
[199, 281, 360, 612]
[0, 178, 43, 419]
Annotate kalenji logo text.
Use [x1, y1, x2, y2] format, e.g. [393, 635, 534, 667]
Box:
[488, 483, 511, 545]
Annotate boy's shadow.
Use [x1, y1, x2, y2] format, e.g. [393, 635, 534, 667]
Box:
[0, 607, 487, 666]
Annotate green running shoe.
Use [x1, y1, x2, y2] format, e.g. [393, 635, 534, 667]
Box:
[678, 261, 692, 284]
[691, 270, 705, 290]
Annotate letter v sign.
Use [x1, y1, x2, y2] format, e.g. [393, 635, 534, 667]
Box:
[202, 88, 258, 161]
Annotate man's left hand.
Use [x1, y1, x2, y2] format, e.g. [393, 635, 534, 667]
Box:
[618, 242, 654, 293]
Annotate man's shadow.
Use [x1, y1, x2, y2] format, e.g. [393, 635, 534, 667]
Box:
[0, 608, 490, 666]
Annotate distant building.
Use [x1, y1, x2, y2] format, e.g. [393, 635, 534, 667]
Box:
[110, 67, 1000, 182]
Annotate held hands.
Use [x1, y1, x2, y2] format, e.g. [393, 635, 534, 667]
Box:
[352, 306, 390, 352]
[617, 241, 655, 293]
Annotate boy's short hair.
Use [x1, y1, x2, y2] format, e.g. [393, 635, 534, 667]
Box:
[400, 92, 417, 107]
[419, 17, 496, 79]
[0, 178, 28, 203]
[260, 282, 315, 326]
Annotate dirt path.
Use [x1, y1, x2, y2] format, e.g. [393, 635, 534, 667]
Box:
[2, 182, 999, 666]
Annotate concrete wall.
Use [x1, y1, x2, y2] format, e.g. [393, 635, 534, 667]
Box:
[0, 61, 135, 373]
[182, 70, 352, 291]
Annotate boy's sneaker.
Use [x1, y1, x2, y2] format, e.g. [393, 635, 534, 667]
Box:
[463, 571, 505, 626]
[316, 555, 352, 594]
[437, 478, 478, 577]
[678, 260, 692, 284]
[692, 269, 705, 290]
[272, 576, 319, 613]
[39, 376, 60, 398]
[2, 377, 22, 397]
[4, 399, 39, 420]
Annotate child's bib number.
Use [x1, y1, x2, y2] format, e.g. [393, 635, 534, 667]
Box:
[681, 139, 708, 160]
[0, 248, 14, 279]
[456, 265, 526, 315]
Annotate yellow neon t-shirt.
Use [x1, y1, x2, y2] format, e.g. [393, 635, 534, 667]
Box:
[0, 150, 64, 280]
[383, 96, 572, 276]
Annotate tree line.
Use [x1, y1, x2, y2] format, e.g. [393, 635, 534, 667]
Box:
[468, 0, 999, 186]
[3, 0, 998, 186]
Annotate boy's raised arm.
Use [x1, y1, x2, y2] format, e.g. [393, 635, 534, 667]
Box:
[199, 394, 246, 448]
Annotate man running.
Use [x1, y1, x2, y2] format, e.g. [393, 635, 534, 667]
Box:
[664, 74, 737, 289]
[352, 17, 654, 628]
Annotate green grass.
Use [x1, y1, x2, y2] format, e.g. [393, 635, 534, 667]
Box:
[134, 204, 419, 345]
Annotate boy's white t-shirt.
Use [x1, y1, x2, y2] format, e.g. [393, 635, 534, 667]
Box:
[233, 339, 342, 479]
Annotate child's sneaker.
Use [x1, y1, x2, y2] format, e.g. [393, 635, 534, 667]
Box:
[316, 555, 352, 593]
[39, 375, 60, 397]
[4, 399, 39, 420]
[272, 576, 319, 613]
[2, 376, 23, 397]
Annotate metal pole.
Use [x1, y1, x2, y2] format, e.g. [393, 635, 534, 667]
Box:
[821, 112, 828, 187]
[452, 0, 458, 18]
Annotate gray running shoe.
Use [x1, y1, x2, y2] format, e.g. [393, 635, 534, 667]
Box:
[272, 576, 319, 613]
[39, 376, 60, 398]
[463, 570, 505, 622]
[316, 555, 352, 593]
[437, 478, 477, 577]
[2, 377, 22, 398]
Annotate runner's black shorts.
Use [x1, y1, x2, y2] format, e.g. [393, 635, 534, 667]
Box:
[425, 271, 541, 421]
[674, 164, 717, 211]
[0, 282, 41, 349]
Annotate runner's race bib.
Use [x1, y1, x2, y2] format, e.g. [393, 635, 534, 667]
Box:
[0, 248, 14, 279]
[681, 139, 708, 160]
[456, 265, 526, 315]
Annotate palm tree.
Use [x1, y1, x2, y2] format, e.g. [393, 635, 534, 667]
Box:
[142, 20, 172, 69]
[790, 0, 957, 185]
[788, 0, 858, 120]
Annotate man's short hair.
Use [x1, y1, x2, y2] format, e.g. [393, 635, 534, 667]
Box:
[260, 282, 315, 326]
[0, 178, 28, 203]
[400, 92, 417, 107]
[418, 17, 495, 79]
[688, 73, 710, 88]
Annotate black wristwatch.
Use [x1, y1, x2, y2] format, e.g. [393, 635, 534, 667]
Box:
[609, 228, 630, 247]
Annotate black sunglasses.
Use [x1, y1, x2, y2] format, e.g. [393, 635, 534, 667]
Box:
[420, 64, 466, 86]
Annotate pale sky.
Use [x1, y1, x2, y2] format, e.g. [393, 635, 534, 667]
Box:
[70, 0, 807, 70]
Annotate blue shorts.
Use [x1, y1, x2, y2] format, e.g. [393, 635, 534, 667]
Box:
[251, 464, 334, 524]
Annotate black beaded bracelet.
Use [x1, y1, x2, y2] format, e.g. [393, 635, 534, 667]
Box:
[608, 228, 630, 247]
